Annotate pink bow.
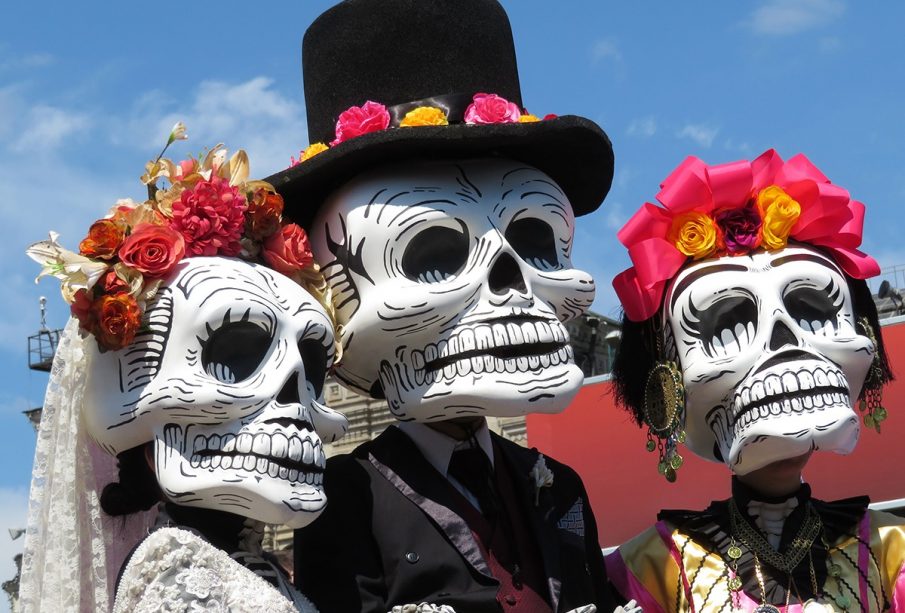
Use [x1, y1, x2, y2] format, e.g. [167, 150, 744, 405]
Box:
[613, 149, 879, 322]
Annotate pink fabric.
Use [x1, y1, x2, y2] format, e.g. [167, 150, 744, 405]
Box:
[894, 559, 905, 613]
[612, 149, 881, 322]
[655, 520, 695, 613]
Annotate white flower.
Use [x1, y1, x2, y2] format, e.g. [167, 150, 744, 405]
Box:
[26, 231, 108, 302]
[168, 121, 188, 144]
[530, 454, 554, 505]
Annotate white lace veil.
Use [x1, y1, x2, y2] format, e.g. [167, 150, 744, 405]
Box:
[19, 319, 156, 612]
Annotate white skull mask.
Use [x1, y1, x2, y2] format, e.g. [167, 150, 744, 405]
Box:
[311, 158, 595, 421]
[82, 257, 348, 528]
[664, 245, 875, 475]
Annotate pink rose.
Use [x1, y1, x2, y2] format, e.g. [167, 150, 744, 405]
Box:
[464, 93, 521, 124]
[331, 101, 390, 146]
[170, 176, 246, 256]
[262, 223, 314, 276]
[118, 223, 186, 278]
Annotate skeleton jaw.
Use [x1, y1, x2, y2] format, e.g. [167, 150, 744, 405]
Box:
[706, 357, 858, 475]
[155, 417, 328, 529]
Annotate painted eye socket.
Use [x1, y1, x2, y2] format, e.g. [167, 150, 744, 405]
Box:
[505, 217, 557, 269]
[202, 319, 272, 384]
[683, 294, 758, 359]
[401, 222, 469, 283]
[299, 337, 327, 399]
[784, 281, 843, 336]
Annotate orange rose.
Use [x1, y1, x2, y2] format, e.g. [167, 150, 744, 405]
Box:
[518, 113, 541, 123]
[757, 185, 801, 249]
[97, 268, 130, 295]
[262, 223, 314, 276]
[668, 211, 719, 259]
[79, 219, 125, 260]
[301, 143, 328, 162]
[118, 223, 186, 278]
[93, 292, 142, 350]
[70, 289, 97, 334]
[245, 190, 284, 240]
[400, 106, 449, 127]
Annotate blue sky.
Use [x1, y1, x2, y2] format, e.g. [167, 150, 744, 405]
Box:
[1, 0, 903, 599]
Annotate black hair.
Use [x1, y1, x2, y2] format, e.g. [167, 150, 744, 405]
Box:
[100, 443, 161, 517]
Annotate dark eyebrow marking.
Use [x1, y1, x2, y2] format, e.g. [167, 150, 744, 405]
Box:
[669, 263, 748, 312]
[771, 251, 840, 272]
[363, 188, 388, 219]
[387, 199, 460, 227]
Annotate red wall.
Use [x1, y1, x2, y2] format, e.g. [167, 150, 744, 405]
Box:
[527, 320, 905, 548]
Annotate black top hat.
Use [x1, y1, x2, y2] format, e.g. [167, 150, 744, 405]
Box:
[266, 0, 614, 228]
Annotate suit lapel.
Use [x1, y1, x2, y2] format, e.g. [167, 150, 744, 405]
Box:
[366, 427, 493, 578]
[492, 435, 563, 612]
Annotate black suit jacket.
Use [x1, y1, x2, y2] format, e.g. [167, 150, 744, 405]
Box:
[295, 427, 614, 612]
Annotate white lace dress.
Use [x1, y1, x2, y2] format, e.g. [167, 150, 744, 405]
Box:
[112, 525, 317, 613]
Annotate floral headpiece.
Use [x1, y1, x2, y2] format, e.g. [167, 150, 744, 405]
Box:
[613, 149, 880, 322]
[28, 123, 332, 351]
[290, 92, 556, 165]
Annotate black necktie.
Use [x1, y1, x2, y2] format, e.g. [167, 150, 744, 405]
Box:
[448, 446, 498, 519]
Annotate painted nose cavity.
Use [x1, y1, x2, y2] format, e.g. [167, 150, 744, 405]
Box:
[488, 252, 527, 295]
[769, 320, 799, 351]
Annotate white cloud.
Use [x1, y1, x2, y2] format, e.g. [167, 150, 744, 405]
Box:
[11, 105, 91, 153]
[591, 38, 623, 66]
[746, 0, 845, 36]
[677, 123, 719, 148]
[626, 117, 657, 138]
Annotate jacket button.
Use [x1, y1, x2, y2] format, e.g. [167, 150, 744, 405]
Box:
[504, 595, 517, 605]
[405, 551, 419, 563]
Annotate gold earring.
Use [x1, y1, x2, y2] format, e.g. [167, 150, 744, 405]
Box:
[642, 321, 686, 481]
[857, 317, 887, 432]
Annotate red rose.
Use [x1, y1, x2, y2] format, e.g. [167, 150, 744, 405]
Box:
[70, 289, 97, 334]
[331, 101, 390, 146]
[245, 190, 284, 240]
[262, 223, 314, 276]
[118, 223, 186, 278]
[93, 293, 142, 350]
[170, 176, 246, 256]
[79, 219, 125, 260]
[98, 269, 130, 295]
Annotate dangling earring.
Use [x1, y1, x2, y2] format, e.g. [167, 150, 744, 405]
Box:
[642, 319, 686, 482]
[856, 317, 888, 432]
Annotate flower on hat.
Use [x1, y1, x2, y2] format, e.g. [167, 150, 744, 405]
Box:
[288, 93, 557, 167]
[612, 149, 880, 322]
[331, 101, 391, 146]
[27, 123, 328, 351]
[400, 106, 449, 127]
[464, 93, 521, 124]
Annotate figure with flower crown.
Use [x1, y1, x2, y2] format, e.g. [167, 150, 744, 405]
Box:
[18, 123, 349, 612]
[604, 149, 905, 613]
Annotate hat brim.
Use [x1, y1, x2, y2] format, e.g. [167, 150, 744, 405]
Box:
[266, 115, 614, 229]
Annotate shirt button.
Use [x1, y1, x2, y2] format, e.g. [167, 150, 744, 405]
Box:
[404, 551, 419, 563]
[505, 595, 517, 605]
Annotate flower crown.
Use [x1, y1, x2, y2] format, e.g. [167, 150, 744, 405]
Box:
[613, 149, 880, 322]
[290, 92, 556, 165]
[28, 123, 333, 351]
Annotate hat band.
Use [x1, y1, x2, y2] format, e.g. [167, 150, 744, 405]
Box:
[386, 92, 475, 126]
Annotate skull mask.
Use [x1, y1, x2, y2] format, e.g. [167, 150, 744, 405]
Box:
[311, 158, 595, 422]
[82, 257, 348, 528]
[664, 245, 875, 475]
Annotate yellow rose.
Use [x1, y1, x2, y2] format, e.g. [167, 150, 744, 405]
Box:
[757, 185, 801, 249]
[518, 113, 541, 123]
[399, 106, 449, 127]
[668, 211, 719, 259]
[301, 142, 329, 162]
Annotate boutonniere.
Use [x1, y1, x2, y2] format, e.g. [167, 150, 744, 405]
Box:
[530, 454, 554, 506]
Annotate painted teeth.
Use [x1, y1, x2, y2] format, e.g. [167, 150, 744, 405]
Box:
[187, 432, 325, 483]
[411, 320, 572, 383]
